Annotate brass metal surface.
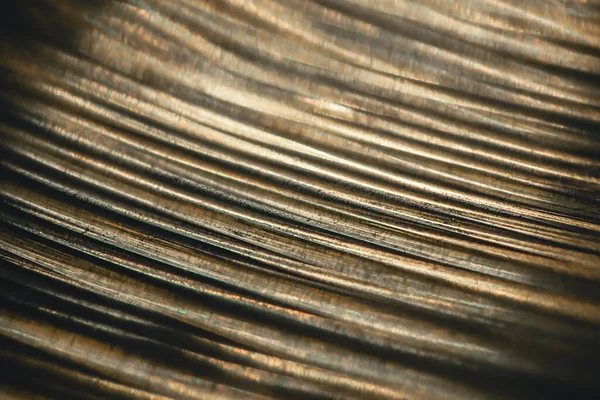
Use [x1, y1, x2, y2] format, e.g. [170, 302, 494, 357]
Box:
[1, 1, 599, 399]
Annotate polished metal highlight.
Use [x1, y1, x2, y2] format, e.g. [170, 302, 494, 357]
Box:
[1, 1, 599, 399]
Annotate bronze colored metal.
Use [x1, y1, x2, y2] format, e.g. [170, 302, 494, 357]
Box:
[1, 1, 599, 398]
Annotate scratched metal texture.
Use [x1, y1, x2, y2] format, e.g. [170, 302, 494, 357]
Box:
[1, 1, 600, 399]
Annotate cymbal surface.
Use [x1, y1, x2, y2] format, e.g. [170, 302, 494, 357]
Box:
[1, 1, 600, 398]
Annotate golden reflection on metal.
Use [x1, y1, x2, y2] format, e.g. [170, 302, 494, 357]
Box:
[1, 1, 599, 399]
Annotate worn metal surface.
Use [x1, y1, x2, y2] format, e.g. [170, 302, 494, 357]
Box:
[1, 1, 599, 398]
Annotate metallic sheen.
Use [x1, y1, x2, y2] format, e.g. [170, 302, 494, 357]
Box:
[1, 1, 599, 399]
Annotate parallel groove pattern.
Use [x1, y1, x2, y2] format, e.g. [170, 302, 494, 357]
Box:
[1, 0, 599, 398]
